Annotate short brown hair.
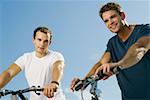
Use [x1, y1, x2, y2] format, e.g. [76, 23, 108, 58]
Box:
[99, 2, 122, 19]
[33, 26, 52, 41]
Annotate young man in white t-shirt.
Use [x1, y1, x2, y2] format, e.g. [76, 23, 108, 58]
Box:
[0, 26, 65, 100]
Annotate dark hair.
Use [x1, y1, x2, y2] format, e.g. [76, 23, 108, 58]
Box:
[99, 2, 122, 19]
[33, 26, 52, 41]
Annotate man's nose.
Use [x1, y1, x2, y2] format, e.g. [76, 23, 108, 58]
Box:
[40, 41, 44, 46]
[109, 19, 114, 25]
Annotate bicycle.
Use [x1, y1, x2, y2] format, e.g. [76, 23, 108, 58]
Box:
[74, 68, 119, 100]
[74, 69, 115, 100]
[0, 86, 44, 100]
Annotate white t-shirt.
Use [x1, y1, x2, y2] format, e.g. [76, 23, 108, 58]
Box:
[15, 50, 65, 100]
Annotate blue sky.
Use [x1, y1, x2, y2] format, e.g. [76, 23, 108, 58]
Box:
[0, 0, 150, 100]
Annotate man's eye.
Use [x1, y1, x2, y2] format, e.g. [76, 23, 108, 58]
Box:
[38, 39, 41, 41]
[45, 40, 48, 43]
[104, 20, 108, 23]
[111, 15, 116, 19]
[46, 40, 48, 42]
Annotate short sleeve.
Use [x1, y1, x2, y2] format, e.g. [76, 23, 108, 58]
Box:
[54, 52, 64, 62]
[105, 38, 112, 52]
[140, 24, 150, 36]
[50, 51, 65, 69]
[14, 54, 26, 70]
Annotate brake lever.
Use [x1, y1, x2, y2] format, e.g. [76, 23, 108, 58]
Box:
[34, 86, 44, 95]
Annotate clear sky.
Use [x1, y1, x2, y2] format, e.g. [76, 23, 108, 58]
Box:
[0, 0, 150, 100]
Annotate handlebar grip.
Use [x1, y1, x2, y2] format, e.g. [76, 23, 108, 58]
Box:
[74, 68, 117, 91]
[74, 80, 84, 91]
[95, 70, 107, 81]
[96, 67, 119, 81]
[74, 71, 105, 91]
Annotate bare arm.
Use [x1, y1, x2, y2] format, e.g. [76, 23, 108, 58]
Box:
[117, 36, 150, 69]
[51, 60, 64, 82]
[0, 63, 21, 89]
[43, 60, 64, 98]
[94, 36, 150, 76]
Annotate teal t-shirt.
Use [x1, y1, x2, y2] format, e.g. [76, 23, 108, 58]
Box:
[106, 24, 150, 100]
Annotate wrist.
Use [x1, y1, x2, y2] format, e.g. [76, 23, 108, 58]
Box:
[112, 65, 123, 74]
[51, 81, 59, 86]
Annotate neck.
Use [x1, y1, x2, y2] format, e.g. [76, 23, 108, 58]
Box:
[118, 24, 135, 41]
[35, 51, 49, 58]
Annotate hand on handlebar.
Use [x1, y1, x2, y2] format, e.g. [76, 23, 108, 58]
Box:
[94, 63, 115, 80]
[43, 82, 58, 98]
[70, 78, 81, 92]
[70, 72, 109, 92]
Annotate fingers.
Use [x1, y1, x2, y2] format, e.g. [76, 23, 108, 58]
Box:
[136, 47, 147, 52]
[102, 72, 113, 80]
[43, 89, 53, 98]
[94, 63, 113, 79]
[43, 83, 58, 98]
[94, 67, 102, 78]
[94, 64, 109, 76]
[136, 47, 147, 61]
[70, 78, 76, 91]
[107, 65, 110, 73]
[70, 78, 80, 92]
[102, 64, 110, 73]
[50, 89, 54, 98]
[102, 76, 109, 80]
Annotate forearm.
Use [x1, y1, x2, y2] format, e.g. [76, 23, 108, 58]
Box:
[51, 61, 64, 83]
[0, 70, 12, 89]
[44, 61, 64, 98]
[52, 69, 63, 83]
[117, 38, 149, 69]
[0, 63, 21, 89]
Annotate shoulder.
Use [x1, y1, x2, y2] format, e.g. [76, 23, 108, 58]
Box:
[136, 24, 150, 27]
[134, 24, 150, 36]
[21, 51, 34, 58]
[135, 24, 150, 31]
[107, 35, 118, 43]
[50, 50, 63, 56]
[49, 50, 64, 61]
[16, 51, 34, 61]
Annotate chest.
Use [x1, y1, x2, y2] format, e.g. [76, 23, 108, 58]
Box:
[24, 56, 53, 86]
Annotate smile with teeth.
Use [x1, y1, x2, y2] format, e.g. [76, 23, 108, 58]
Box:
[39, 47, 44, 50]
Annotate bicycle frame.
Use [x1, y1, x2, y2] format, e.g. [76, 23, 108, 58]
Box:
[83, 78, 102, 100]
[0, 86, 44, 100]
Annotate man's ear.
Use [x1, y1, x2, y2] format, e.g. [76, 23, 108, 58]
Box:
[49, 36, 52, 45]
[49, 41, 51, 45]
[120, 12, 125, 20]
[32, 38, 35, 44]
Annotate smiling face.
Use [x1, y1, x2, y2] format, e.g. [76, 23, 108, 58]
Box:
[32, 31, 51, 57]
[102, 10, 124, 33]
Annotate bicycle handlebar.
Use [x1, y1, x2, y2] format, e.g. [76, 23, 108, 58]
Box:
[74, 67, 120, 91]
[74, 67, 121, 100]
[74, 72, 104, 100]
[74, 70, 107, 91]
[0, 86, 44, 98]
